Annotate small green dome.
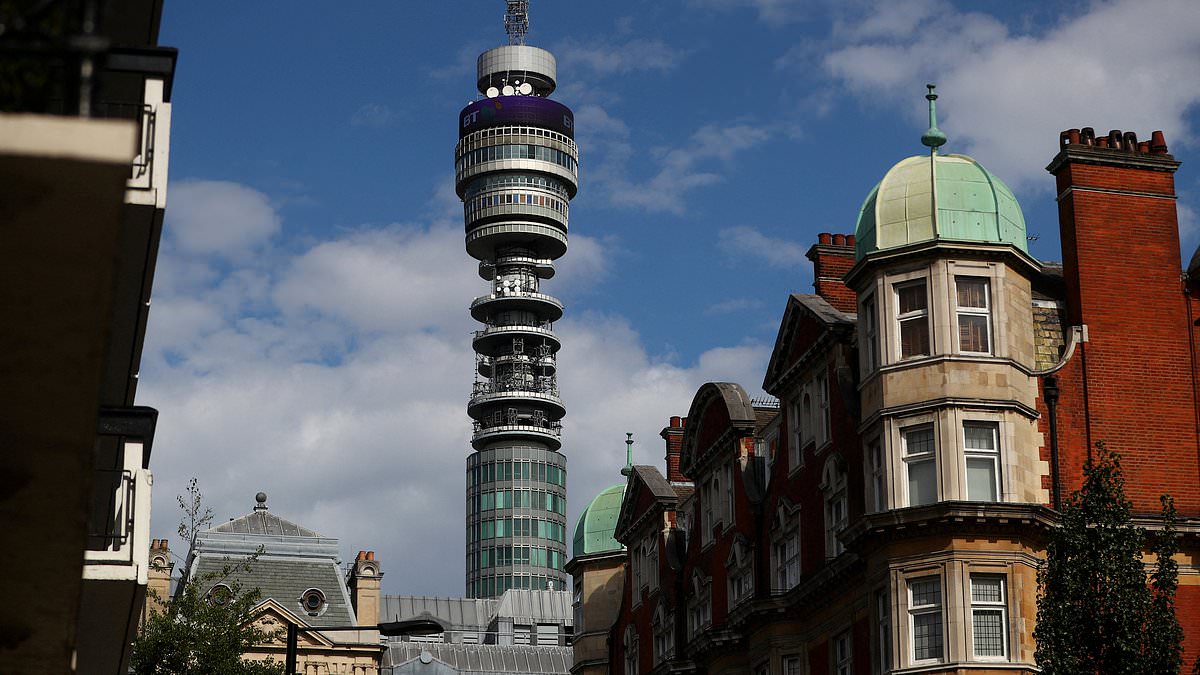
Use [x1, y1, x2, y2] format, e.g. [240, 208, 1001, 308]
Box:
[854, 153, 1027, 260]
[572, 483, 626, 558]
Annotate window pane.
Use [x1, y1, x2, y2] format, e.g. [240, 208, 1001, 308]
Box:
[956, 279, 988, 308]
[911, 578, 940, 606]
[973, 610, 1005, 656]
[913, 612, 943, 661]
[959, 314, 990, 352]
[908, 458, 936, 506]
[904, 427, 934, 455]
[900, 317, 930, 357]
[967, 457, 998, 501]
[898, 283, 927, 313]
[971, 576, 1003, 603]
[964, 424, 996, 450]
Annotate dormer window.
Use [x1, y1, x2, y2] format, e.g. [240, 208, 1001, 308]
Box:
[896, 281, 930, 359]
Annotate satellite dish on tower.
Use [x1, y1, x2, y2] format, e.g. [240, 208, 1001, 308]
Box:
[502, 85, 515, 96]
[486, 86, 500, 98]
[518, 82, 533, 95]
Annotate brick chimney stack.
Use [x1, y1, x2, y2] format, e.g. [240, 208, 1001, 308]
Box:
[1047, 127, 1199, 512]
[660, 416, 687, 483]
[347, 550, 383, 626]
[806, 233, 857, 314]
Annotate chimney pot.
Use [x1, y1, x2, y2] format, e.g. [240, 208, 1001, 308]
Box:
[832, 233, 846, 246]
[847, 234, 856, 246]
[1123, 131, 1138, 152]
[367, 551, 375, 561]
[1151, 130, 1168, 154]
[818, 233, 832, 245]
[1096, 136, 1109, 148]
[1081, 127, 1095, 145]
[1109, 130, 1123, 148]
[670, 416, 681, 427]
[1068, 128, 1081, 145]
[1138, 141, 1150, 153]
[1060, 130, 1071, 148]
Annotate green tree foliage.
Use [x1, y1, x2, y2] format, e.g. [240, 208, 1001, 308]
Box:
[131, 479, 283, 675]
[1034, 443, 1183, 675]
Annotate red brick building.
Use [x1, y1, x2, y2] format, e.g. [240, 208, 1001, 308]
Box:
[580, 117, 1200, 674]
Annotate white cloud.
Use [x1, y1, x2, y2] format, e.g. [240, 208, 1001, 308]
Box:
[351, 103, 398, 128]
[821, 0, 1200, 189]
[718, 225, 810, 269]
[143, 181, 767, 596]
[556, 38, 686, 75]
[167, 181, 281, 258]
[687, 0, 811, 24]
[597, 123, 771, 214]
[704, 298, 766, 315]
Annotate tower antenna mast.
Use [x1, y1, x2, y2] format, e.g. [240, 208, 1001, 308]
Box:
[504, 1, 529, 45]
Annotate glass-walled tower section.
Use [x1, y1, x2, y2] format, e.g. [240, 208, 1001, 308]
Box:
[456, 37, 576, 598]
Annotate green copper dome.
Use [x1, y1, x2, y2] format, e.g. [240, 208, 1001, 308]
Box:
[572, 483, 626, 558]
[854, 153, 1028, 260]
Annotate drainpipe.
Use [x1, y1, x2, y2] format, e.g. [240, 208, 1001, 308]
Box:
[1043, 376, 1062, 510]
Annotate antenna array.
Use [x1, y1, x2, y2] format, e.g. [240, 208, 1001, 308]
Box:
[504, 0, 529, 45]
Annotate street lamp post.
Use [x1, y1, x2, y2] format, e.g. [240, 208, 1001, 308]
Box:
[284, 615, 444, 675]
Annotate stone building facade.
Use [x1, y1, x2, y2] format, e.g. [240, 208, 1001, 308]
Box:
[590, 116, 1200, 674]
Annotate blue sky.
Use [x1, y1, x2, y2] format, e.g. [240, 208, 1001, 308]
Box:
[147, 0, 1200, 595]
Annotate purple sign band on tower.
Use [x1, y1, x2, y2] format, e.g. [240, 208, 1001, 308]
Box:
[459, 96, 575, 139]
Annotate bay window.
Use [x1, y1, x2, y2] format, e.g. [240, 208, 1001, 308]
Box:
[902, 425, 937, 506]
[971, 575, 1007, 659]
[896, 281, 930, 359]
[908, 576, 943, 663]
[956, 277, 992, 354]
[964, 422, 1001, 502]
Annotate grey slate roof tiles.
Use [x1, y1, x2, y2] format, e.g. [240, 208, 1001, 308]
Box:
[191, 556, 355, 627]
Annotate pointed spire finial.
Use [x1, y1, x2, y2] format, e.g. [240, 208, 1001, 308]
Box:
[620, 433, 633, 477]
[921, 83, 947, 152]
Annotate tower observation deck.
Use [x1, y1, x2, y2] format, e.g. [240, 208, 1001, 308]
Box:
[456, 5, 576, 598]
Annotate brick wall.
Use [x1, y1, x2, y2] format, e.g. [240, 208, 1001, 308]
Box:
[807, 233, 858, 314]
[1048, 132, 1200, 514]
[660, 416, 686, 483]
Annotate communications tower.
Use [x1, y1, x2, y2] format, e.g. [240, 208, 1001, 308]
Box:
[456, 1, 577, 598]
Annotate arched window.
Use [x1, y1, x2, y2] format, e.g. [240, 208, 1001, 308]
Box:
[771, 501, 801, 591]
[652, 604, 674, 663]
[624, 624, 640, 675]
[822, 455, 848, 558]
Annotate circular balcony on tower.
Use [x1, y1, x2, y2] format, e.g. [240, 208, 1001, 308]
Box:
[478, 354, 556, 379]
[478, 255, 555, 281]
[472, 323, 560, 354]
[470, 290, 563, 323]
[471, 420, 562, 451]
[466, 222, 567, 262]
[464, 190, 569, 233]
[454, 128, 579, 198]
[467, 389, 566, 421]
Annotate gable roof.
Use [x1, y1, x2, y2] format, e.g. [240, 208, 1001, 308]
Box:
[678, 382, 757, 478]
[210, 509, 323, 538]
[763, 294, 856, 396]
[613, 465, 682, 544]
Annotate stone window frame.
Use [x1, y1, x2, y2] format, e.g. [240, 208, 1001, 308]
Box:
[770, 499, 801, 593]
[821, 454, 849, 558]
[890, 412, 939, 508]
[725, 535, 755, 608]
[833, 628, 853, 675]
[652, 604, 674, 663]
[860, 291, 880, 376]
[624, 624, 640, 675]
[864, 433, 886, 513]
[687, 572, 712, 639]
[945, 259, 1010, 360]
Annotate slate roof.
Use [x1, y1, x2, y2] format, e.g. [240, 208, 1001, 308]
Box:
[631, 465, 677, 501]
[382, 644, 573, 674]
[754, 406, 780, 432]
[191, 555, 355, 627]
[210, 509, 323, 538]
